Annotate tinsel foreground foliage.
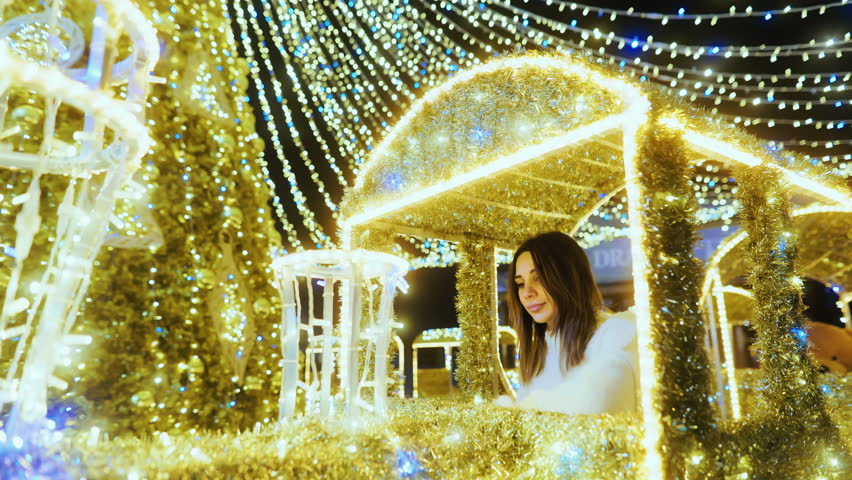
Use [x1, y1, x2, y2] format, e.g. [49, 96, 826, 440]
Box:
[736, 370, 852, 445]
[1, 0, 284, 436]
[727, 165, 850, 478]
[636, 110, 719, 478]
[70, 397, 642, 479]
[60, 373, 852, 479]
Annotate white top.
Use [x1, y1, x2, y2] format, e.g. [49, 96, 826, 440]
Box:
[497, 310, 638, 415]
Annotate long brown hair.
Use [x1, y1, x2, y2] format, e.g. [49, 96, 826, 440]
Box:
[507, 231, 603, 383]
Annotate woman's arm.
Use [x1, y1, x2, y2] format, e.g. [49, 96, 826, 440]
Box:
[516, 354, 636, 415]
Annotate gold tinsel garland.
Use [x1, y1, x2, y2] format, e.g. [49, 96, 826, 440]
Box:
[718, 209, 852, 288]
[736, 370, 852, 444]
[340, 57, 625, 223]
[636, 109, 720, 479]
[68, 397, 642, 479]
[727, 165, 850, 478]
[343, 52, 848, 234]
[57, 373, 852, 478]
[453, 236, 508, 399]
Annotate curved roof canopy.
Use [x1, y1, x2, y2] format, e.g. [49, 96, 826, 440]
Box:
[704, 206, 852, 324]
[713, 206, 852, 290]
[340, 53, 850, 248]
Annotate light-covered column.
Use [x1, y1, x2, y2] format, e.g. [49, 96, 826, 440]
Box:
[454, 235, 512, 400]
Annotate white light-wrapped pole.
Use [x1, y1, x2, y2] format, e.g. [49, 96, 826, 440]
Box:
[372, 270, 398, 417]
[0, 0, 158, 437]
[340, 268, 362, 418]
[276, 276, 300, 419]
[319, 275, 335, 417]
[271, 249, 407, 421]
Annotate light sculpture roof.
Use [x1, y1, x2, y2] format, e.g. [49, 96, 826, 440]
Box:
[340, 53, 850, 248]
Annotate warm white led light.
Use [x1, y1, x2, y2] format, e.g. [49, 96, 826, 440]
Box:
[619, 97, 664, 480]
[0, 46, 151, 175]
[682, 130, 852, 205]
[712, 270, 741, 418]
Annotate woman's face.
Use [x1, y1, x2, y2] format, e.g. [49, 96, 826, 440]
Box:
[514, 251, 557, 328]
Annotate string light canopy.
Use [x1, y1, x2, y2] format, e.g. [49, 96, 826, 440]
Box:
[228, 0, 852, 254]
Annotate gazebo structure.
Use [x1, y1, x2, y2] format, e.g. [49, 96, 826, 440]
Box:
[339, 53, 851, 479]
[702, 205, 852, 420]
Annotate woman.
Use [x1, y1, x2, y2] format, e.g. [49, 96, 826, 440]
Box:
[496, 231, 637, 415]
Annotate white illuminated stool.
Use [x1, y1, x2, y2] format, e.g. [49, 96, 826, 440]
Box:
[303, 334, 406, 398]
[271, 249, 408, 420]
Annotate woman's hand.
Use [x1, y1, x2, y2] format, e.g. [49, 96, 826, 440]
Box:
[493, 394, 517, 408]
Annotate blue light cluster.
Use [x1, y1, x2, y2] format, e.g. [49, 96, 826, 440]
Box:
[396, 449, 425, 478]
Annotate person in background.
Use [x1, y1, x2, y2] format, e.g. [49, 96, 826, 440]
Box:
[495, 231, 638, 415]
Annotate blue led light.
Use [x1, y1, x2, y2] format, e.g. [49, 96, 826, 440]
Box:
[396, 450, 424, 478]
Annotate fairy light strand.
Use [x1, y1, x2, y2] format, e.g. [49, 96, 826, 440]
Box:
[234, 0, 849, 253]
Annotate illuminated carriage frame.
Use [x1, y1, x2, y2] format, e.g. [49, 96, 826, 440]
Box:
[701, 205, 852, 420]
[337, 54, 851, 478]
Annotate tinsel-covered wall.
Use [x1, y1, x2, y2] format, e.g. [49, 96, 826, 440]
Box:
[70, 397, 642, 479]
[57, 372, 852, 478]
[0, 0, 284, 435]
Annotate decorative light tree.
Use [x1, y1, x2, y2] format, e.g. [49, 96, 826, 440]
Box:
[0, 0, 158, 438]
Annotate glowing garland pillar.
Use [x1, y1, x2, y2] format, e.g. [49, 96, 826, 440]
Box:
[734, 166, 848, 477]
[454, 235, 512, 400]
[626, 110, 719, 480]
